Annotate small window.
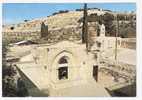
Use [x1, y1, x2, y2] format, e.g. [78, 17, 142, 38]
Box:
[97, 32, 100, 36]
[58, 56, 68, 64]
[58, 67, 68, 80]
[97, 42, 101, 48]
[94, 53, 98, 60]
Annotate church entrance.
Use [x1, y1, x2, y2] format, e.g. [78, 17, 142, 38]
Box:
[93, 65, 98, 81]
[58, 56, 68, 80]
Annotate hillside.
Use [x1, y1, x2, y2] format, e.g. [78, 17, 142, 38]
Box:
[2, 9, 114, 32]
[2, 8, 136, 43]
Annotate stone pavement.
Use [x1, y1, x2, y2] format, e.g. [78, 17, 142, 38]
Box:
[16, 61, 110, 97]
[48, 80, 110, 97]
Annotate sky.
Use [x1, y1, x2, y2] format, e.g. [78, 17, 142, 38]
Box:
[2, 3, 136, 25]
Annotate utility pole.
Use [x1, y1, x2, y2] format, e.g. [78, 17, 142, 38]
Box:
[115, 14, 119, 61]
[82, 3, 88, 51]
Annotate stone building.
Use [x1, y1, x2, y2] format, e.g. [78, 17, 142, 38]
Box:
[16, 40, 110, 96]
[14, 4, 110, 97]
[91, 23, 122, 53]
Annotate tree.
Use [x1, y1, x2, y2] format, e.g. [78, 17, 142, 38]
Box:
[10, 26, 14, 30]
[2, 76, 17, 97]
[24, 20, 29, 22]
[41, 22, 48, 38]
[2, 42, 17, 96]
[102, 13, 115, 36]
[17, 78, 29, 97]
[117, 14, 125, 20]
[88, 13, 99, 22]
[2, 41, 29, 97]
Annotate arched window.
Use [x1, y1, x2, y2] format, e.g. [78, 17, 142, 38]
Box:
[58, 56, 68, 80]
[58, 56, 68, 64]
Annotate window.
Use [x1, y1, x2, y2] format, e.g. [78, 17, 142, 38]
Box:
[97, 42, 101, 48]
[58, 67, 68, 80]
[59, 56, 68, 64]
[94, 53, 98, 60]
[58, 56, 68, 80]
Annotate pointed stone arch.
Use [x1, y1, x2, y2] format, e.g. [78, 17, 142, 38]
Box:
[50, 50, 78, 83]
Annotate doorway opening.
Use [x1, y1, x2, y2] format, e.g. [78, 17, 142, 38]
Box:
[93, 65, 98, 82]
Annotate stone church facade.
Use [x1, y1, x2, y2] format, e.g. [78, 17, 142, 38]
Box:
[17, 40, 110, 96]
[19, 41, 99, 88]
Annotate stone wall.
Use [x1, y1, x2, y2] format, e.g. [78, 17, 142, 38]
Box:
[121, 38, 136, 49]
[2, 31, 41, 43]
[47, 26, 82, 43]
[3, 22, 99, 44]
[46, 22, 98, 43]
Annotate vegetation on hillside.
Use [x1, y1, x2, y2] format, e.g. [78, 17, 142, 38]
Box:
[2, 41, 29, 97]
[52, 10, 69, 15]
[78, 12, 136, 38]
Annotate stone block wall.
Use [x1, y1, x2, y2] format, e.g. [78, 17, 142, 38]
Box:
[121, 38, 136, 49]
[2, 22, 98, 44]
[2, 31, 41, 43]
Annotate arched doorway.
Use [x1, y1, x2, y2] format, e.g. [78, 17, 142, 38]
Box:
[58, 56, 68, 80]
